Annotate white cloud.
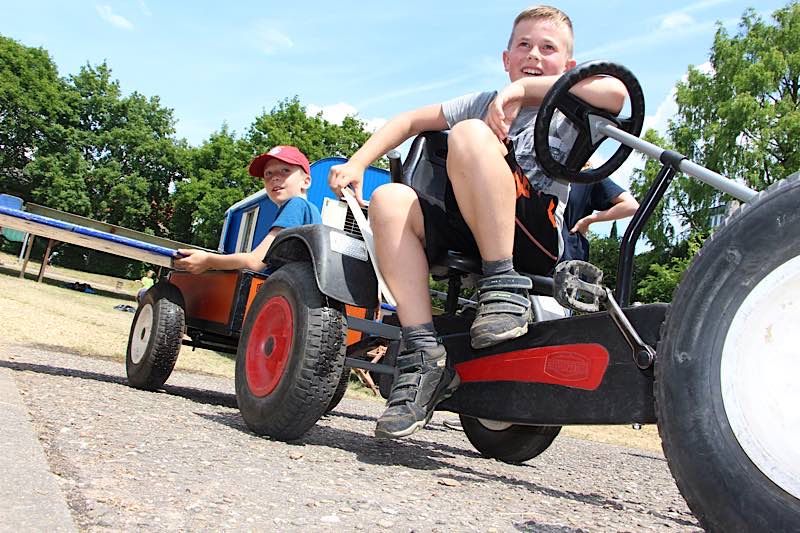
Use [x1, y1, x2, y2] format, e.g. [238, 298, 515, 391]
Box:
[96, 5, 134, 30]
[364, 117, 387, 133]
[251, 22, 293, 55]
[661, 12, 695, 30]
[307, 102, 357, 124]
[307, 102, 386, 133]
[644, 87, 678, 135]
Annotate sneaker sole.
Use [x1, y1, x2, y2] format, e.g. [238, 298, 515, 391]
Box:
[470, 324, 528, 349]
[374, 372, 461, 439]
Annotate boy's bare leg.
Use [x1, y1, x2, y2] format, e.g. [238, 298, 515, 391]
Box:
[368, 183, 432, 326]
[368, 184, 460, 438]
[447, 119, 533, 349]
[446, 119, 516, 259]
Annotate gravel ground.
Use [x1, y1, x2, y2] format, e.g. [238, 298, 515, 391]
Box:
[0, 343, 701, 532]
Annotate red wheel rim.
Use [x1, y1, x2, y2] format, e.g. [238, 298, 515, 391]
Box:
[245, 296, 293, 397]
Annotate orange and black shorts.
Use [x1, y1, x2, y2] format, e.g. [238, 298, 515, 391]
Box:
[417, 140, 560, 276]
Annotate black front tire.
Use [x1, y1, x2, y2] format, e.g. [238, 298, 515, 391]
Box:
[235, 262, 346, 441]
[326, 366, 351, 413]
[126, 283, 185, 390]
[656, 175, 800, 531]
[460, 415, 561, 464]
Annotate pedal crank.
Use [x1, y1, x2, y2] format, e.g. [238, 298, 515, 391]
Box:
[553, 260, 655, 369]
[553, 260, 606, 312]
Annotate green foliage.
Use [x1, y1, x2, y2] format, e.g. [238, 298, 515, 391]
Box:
[671, 4, 800, 190]
[0, 36, 74, 198]
[636, 235, 703, 303]
[170, 126, 257, 247]
[586, 230, 622, 291]
[247, 97, 380, 166]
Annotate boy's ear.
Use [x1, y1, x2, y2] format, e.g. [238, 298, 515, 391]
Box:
[502, 49, 511, 73]
[302, 172, 311, 191]
[565, 58, 577, 71]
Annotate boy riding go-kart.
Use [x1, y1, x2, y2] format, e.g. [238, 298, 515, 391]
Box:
[230, 60, 799, 532]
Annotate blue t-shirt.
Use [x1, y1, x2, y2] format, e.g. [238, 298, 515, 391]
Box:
[560, 178, 624, 262]
[270, 196, 322, 232]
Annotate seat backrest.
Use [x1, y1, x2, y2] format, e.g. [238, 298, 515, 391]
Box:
[402, 131, 450, 209]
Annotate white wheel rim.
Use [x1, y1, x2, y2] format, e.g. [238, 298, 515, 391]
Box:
[722, 254, 800, 499]
[478, 418, 513, 431]
[130, 304, 154, 365]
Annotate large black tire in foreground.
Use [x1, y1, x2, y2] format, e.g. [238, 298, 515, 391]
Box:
[656, 174, 800, 532]
[460, 415, 561, 464]
[235, 262, 347, 440]
[126, 283, 185, 390]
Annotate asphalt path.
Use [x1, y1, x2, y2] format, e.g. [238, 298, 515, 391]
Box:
[0, 343, 701, 532]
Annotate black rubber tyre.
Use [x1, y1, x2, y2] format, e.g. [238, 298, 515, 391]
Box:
[126, 283, 185, 390]
[460, 415, 561, 464]
[326, 366, 351, 413]
[235, 262, 346, 440]
[656, 174, 800, 532]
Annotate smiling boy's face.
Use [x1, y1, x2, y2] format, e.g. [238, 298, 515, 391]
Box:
[262, 159, 310, 205]
[503, 18, 575, 83]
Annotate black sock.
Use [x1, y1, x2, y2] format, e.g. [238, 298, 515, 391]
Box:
[402, 322, 438, 351]
[482, 257, 515, 277]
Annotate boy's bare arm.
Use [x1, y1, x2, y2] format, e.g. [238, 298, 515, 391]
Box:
[175, 227, 282, 274]
[570, 191, 639, 235]
[329, 104, 448, 203]
[486, 76, 627, 140]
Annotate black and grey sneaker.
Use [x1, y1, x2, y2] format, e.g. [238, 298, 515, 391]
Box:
[375, 344, 461, 439]
[469, 273, 533, 349]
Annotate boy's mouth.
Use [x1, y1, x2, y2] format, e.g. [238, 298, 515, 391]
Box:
[522, 67, 543, 76]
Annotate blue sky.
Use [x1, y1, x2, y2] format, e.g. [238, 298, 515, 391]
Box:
[1, 0, 790, 186]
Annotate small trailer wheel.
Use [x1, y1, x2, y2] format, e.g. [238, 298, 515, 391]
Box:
[460, 415, 561, 464]
[126, 283, 185, 390]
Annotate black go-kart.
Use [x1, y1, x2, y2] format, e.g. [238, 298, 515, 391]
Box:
[159, 62, 800, 532]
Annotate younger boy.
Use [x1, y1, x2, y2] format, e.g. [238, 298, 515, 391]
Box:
[176, 146, 321, 273]
[328, 5, 626, 438]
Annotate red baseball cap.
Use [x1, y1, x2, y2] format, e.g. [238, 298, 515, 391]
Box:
[248, 145, 311, 178]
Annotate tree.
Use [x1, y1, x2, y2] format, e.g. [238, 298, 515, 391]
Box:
[585, 230, 622, 291]
[170, 126, 257, 248]
[0, 35, 74, 199]
[670, 4, 800, 195]
[25, 62, 186, 235]
[247, 97, 380, 166]
[636, 235, 703, 303]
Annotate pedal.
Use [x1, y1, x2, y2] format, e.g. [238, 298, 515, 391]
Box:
[553, 260, 606, 313]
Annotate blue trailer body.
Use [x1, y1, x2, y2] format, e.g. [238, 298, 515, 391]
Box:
[219, 157, 390, 254]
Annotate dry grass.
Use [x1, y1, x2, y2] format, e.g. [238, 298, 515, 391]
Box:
[0, 267, 235, 378]
[0, 255, 662, 452]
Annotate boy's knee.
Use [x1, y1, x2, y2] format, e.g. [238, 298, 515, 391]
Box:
[449, 119, 496, 153]
[368, 183, 417, 222]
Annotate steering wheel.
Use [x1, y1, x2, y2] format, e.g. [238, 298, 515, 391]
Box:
[533, 61, 645, 184]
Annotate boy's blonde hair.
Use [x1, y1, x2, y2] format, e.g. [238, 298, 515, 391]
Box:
[508, 5, 574, 57]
